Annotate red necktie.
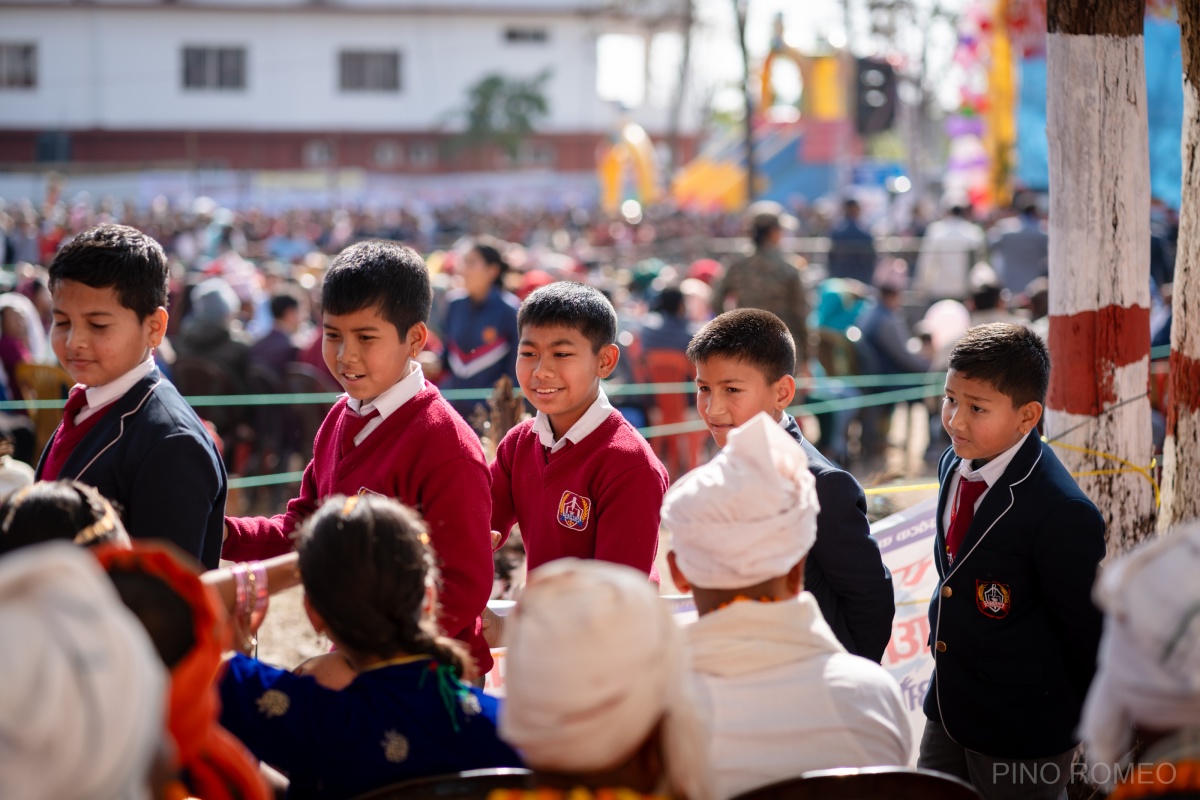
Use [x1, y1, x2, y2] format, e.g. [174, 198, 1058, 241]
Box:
[340, 408, 380, 456]
[61, 386, 89, 430]
[946, 477, 987, 564]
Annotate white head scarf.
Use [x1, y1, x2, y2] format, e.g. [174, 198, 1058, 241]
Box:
[1081, 521, 1200, 775]
[661, 412, 819, 589]
[500, 559, 712, 800]
[0, 542, 167, 800]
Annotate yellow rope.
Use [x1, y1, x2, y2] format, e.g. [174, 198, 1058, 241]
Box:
[1042, 437, 1161, 508]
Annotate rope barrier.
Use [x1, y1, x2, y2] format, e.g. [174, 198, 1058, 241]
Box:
[1042, 438, 1161, 508]
[2, 344, 1174, 412]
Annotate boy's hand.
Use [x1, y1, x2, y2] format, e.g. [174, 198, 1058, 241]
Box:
[482, 606, 505, 648]
[490, 529, 502, 550]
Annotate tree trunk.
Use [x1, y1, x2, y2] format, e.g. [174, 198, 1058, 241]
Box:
[734, 0, 755, 207]
[668, 0, 695, 175]
[1160, 2, 1200, 529]
[1045, 0, 1156, 552]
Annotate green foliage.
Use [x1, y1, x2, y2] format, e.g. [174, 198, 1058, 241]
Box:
[452, 70, 552, 159]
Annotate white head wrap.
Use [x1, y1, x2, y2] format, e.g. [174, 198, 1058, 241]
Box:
[0, 542, 167, 800]
[1081, 521, 1200, 774]
[500, 559, 712, 800]
[661, 412, 819, 590]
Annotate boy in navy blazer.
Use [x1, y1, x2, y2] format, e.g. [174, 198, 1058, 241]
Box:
[39, 225, 227, 568]
[918, 323, 1105, 799]
[686, 309, 895, 662]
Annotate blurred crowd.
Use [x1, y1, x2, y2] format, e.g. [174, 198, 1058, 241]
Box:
[0, 189, 1180, 474]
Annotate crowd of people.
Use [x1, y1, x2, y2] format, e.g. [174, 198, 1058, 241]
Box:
[0, 193, 1192, 800]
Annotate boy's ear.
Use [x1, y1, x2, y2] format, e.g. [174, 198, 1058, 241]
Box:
[597, 343, 620, 379]
[786, 557, 806, 595]
[405, 322, 429, 359]
[666, 550, 692, 594]
[1019, 400, 1043, 435]
[774, 373, 797, 412]
[146, 307, 168, 348]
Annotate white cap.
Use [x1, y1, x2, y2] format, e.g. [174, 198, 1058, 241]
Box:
[1081, 521, 1200, 774]
[500, 559, 711, 800]
[0, 542, 167, 800]
[662, 412, 819, 590]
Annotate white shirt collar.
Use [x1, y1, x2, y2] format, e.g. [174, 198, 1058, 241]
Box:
[74, 357, 157, 424]
[346, 361, 424, 421]
[956, 430, 1032, 488]
[532, 388, 613, 453]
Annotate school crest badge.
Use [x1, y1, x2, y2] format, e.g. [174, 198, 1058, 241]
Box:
[976, 580, 1012, 619]
[557, 491, 592, 531]
[482, 326, 498, 344]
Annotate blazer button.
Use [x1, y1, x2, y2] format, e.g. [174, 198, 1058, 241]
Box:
[941, 586, 953, 598]
[935, 640, 947, 653]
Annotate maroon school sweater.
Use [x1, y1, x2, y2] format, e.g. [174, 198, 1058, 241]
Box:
[224, 382, 495, 671]
[490, 412, 668, 581]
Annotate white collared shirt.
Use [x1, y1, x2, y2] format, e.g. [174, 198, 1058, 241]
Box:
[531, 388, 613, 454]
[74, 356, 157, 425]
[940, 431, 1032, 534]
[344, 361, 424, 446]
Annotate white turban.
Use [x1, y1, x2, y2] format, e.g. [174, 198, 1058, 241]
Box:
[0, 542, 167, 800]
[661, 412, 819, 590]
[500, 559, 712, 800]
[1081, 521, 1200, 775]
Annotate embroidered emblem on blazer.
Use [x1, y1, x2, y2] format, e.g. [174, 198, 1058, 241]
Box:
[557, 491, 592, 531]
[976, 580, 1012, 619]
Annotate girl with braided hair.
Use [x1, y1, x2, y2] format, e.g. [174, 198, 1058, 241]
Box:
[216, 493, 522, 799]
[0, 478, 131, 555]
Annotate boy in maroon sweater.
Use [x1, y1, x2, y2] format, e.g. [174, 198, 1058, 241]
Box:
[490, 282, 668, 579]
[223, 241, 495, 671]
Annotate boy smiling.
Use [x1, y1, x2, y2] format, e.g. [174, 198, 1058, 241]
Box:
[686, 309, 895, 662]
[490, 282, 668, 579]
[224, 241, 494, 672]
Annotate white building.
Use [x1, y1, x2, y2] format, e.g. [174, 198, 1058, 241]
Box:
[0, 0, 699, 178]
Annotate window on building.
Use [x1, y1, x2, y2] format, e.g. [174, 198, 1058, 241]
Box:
[340, 51, 400, 92]
[373, 140, 404, 168]
[521, 141, 557, 168]
[0, 43, 37, 89]
[182, 47, 246, 90]
[505, 28, 548, 44]
[303, 139, 335, 167]
[408, 141, 437, 169]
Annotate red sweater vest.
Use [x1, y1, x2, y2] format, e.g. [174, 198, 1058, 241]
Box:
[41, 404, 113, 481]
[490, 412, 668, 581]
[224, 382, 495, 671]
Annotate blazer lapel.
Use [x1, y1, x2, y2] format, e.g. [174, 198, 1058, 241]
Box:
[935, 450, 960, 577]
[59, 373, 160, 481]
[946, 434, 1043, 576]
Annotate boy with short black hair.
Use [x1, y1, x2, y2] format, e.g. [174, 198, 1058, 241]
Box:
[686, 308, 894, 661]
[223, 240, 495, 671]
[918, 322, 1105, 799]
[42, 224, 227, 568]
[490, 281, 668, 579]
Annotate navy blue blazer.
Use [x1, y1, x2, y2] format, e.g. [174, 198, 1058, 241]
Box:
[36, 369, 227, 568]
[924, 434, 1105, 759]
[783, 414, 895, 662]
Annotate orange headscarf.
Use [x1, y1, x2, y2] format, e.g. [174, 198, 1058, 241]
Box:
[94, 543, 269, 800]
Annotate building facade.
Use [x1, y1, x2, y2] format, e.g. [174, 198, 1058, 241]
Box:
[0, 0, 698, 173]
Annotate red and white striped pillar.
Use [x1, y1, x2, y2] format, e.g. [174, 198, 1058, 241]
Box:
[1045, 0, 1156, 550]
[1161, 4, 1200, 529]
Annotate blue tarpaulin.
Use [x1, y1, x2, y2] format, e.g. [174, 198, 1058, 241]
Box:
[1014, 17, 1184, 209]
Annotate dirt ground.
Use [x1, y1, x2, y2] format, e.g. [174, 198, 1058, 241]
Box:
[255, 404, 941, 669]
